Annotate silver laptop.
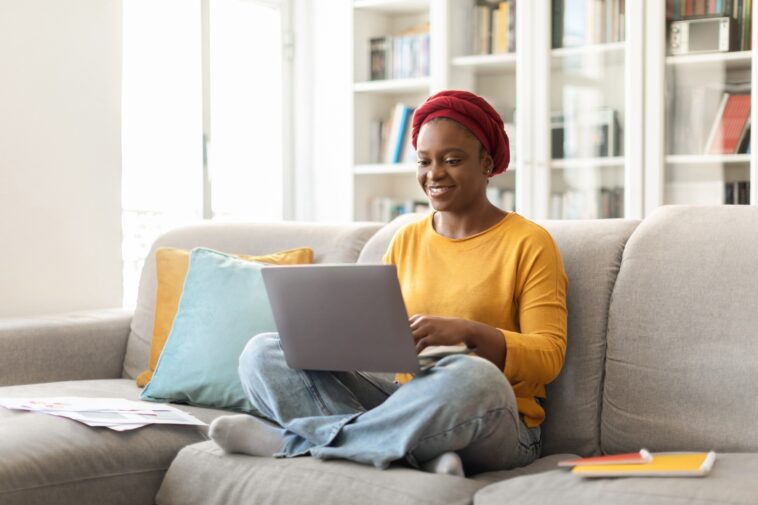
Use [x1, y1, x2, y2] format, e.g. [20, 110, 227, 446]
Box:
[260, 264, 421, 373]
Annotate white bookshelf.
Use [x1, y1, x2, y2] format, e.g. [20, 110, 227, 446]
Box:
[666, 50, 752, 69]
[348, 0, 756, 223]
[551, 157, 625, 169]
[353, 77, 431, 94]
[353, 0, 429, 14]
[353, 163, 416, 175]
[666, 154, 752, 165]
[451, 53, 517, 72]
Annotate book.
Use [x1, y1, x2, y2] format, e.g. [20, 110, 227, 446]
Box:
[558, 449, 653, 467]
[383, 104, 414, 164]
[476, 4, 492, 54]
[370, 37, 389, 80]
[552, 108, 620, 159]
[707, 93, 751, 154]
[571, 451, 717, 478]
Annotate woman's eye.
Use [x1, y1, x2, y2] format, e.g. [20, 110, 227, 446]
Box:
[446, 159, 461, 165]
[417, 159, 430, 166]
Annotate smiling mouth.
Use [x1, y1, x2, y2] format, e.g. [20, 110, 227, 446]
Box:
[427, 185, 455, 196]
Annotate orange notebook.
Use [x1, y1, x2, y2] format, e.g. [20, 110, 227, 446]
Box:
[570, 451, 716, 478]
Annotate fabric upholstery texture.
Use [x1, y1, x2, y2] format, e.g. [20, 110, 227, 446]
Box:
[472, 453, 758, 505]
[0, 309, 132, 387]
[357, 213, 426, 264]
[0, 379, 227, 505]
[124, 221, 382, 380]
[140, 248, 279, 411]
[469, 454, 578, 485]
[136, 246, 313, 387]
[535, 218, 639, 456]
[156, 441, 487, 505]
[602, 205, 758, 453]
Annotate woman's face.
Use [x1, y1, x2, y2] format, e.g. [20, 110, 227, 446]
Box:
[415, 119, 493, 213]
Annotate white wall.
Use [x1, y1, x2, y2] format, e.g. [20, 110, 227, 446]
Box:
[0, 1, 123, 317]
[293, 0, 353, 222]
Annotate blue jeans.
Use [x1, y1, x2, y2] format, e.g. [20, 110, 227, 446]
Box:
[238, 332, 541, 474]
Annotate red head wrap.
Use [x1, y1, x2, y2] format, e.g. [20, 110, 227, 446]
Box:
[411, 90, 510, 176]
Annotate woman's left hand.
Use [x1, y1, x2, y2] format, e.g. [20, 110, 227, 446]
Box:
[409, 314, 470, 353]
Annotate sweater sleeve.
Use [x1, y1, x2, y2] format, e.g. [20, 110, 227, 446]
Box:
[502, 236, 568, 386]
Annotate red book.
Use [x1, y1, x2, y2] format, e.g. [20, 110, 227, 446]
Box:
[708, 94, 751, 155]
[558, 449, 653, 467]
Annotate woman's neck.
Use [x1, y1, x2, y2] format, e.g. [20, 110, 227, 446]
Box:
[433, 204, 507, 239]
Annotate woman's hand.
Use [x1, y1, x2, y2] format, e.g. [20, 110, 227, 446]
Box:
[409, 314, 471, 353]
[409, 314, 507, 370]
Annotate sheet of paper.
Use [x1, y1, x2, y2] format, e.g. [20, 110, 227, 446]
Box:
[0, 396, 206, 431]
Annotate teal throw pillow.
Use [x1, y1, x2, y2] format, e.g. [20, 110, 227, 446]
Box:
[140, 247, 276, 411]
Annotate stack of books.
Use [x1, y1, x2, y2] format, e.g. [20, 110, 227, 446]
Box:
[369, 103, 416, 165]
[705, 93, 751, 155]
[559, 449, 717, 477]
[471, 0, 517, 55]
[552, 0, 626, 49]
[725, 180, 751, 204]
[369, 24, 430, 81]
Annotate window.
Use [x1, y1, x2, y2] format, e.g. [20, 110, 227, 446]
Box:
[122, 0, 290, 308]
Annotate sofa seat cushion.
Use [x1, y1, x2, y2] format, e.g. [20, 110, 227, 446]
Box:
[473, 453, 758, 505]
[469, 454, 577, 485]
[157, 440, 487, 505]
[0, 379, 228, 505]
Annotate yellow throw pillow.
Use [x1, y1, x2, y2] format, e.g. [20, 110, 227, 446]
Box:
[136, 246, 313, 387]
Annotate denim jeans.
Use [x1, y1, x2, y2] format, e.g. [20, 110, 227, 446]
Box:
[238, 332, 541, 474]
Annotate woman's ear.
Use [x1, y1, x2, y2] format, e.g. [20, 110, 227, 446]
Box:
[481, 152, 494, 176]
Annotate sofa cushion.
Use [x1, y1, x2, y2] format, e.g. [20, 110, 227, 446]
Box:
[469, 453, 577, 485]
[124, 221, 382, 379]
[602, 205, 758, 453]
[157, 440, 487, 505]
[535, 218, 639, 457]
[0, 379, 228, 505]
[357, 212, 426, 263]
[472, 453, 758, 505]
[136, 246, 312, 387]
[140, 248, 280, 412]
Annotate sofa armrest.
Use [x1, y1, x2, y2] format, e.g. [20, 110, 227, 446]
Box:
[0, 308, 133, 386]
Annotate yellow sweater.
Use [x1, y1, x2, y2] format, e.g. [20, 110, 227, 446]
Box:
[383, 212, 568, 428]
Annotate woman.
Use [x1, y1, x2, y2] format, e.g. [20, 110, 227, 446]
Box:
[209, 90, 568, 477]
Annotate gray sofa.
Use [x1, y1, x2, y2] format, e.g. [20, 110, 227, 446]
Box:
[1, 205, 756, 505]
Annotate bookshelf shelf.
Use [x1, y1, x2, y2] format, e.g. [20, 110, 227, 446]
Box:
[550, 157, 625, 169]
[352, 0, 429, 14]
[354, 163, 417, 175]
[353, 77, 430, 94]
[451, 53, 517, 72]
[551, 42, 626, 66]
[666, 50, 752, 69]
[666, 154, 752, 165]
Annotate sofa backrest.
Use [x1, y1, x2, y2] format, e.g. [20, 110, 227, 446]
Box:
[602, 205, 758, 454]
[356, 213, 425, 264]
[122, 221, 383, 379]
[536, 218, 639, 456]
[358, 212, 640, 457]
